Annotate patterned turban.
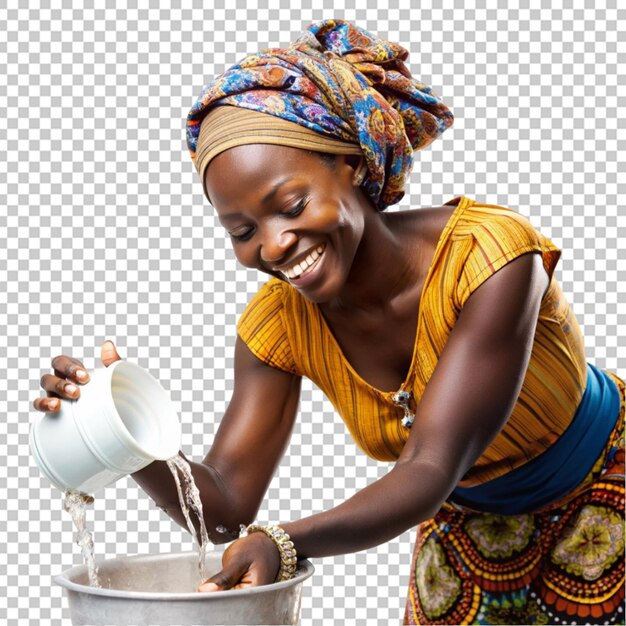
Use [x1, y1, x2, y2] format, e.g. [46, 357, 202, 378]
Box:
[186, 18, 454, 211]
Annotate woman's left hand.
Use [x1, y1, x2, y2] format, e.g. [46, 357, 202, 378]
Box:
[196, 531, 281, 592]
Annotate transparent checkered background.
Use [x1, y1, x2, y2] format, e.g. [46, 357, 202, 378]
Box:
[1, 1, 624, 624]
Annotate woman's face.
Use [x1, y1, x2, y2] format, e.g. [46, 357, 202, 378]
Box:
[204, 143, 370, 303]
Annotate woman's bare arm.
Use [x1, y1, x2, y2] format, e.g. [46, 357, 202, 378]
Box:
[277, 252, 549, 558]
[131, 334, 302, 543]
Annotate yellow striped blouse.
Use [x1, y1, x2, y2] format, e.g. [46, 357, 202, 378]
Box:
[236, 195, 623, 486]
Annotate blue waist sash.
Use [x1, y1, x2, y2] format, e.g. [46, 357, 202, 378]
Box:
[450, 362, 620, 515]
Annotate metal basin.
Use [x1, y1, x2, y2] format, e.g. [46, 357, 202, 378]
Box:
[54, 549, 314, 625]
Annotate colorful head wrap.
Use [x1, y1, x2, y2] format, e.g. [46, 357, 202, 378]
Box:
[186, 18, 454, 211]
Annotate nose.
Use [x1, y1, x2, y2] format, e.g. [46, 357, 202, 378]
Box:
[260, 225, 298, 267]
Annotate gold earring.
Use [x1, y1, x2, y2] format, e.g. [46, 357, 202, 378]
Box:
[354, 164, 366, 186]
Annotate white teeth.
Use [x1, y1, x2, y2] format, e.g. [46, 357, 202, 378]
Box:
[284, 245, 326, 279]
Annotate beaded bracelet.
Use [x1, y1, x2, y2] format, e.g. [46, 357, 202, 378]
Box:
[244, 524, 298, 582]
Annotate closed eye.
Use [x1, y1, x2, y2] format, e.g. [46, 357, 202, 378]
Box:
[229, 195, 310, 242]
[229, 230, 254, 242]
[283, 194, 310, 217]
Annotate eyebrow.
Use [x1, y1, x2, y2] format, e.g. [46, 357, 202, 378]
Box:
[218, 178, 291, 223]
[262, 177, 291, 204]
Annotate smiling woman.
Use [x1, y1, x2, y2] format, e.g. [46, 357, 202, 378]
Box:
[203, 138, 375, 302]
[179, 18, 623, 624]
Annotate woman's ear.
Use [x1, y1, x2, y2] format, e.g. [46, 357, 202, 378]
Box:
[343, 154, 367, 186]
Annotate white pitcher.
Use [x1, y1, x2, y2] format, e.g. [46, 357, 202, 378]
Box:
[30, 360, 182, 495]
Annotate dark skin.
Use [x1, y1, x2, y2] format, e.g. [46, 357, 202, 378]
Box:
[33, 143, 550, 592]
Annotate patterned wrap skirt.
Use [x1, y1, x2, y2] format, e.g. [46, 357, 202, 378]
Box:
[403, 370, 625, 625]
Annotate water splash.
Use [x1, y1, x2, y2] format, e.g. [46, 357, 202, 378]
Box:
[166, 455, 211, 583]
[63, 457, 235, 589]
[215, 523, 249, 541]
[63, 489, 101, 588]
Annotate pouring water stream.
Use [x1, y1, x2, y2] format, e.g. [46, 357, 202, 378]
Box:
[63, 455, 250, 588]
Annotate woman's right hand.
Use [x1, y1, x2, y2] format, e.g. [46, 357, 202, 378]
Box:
[32, 340, 123, 413]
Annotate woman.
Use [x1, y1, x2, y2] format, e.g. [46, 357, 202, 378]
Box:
[33, 20, 624, 625]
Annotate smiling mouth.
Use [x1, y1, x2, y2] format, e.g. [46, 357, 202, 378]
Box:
[280, 244, 326, 280]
